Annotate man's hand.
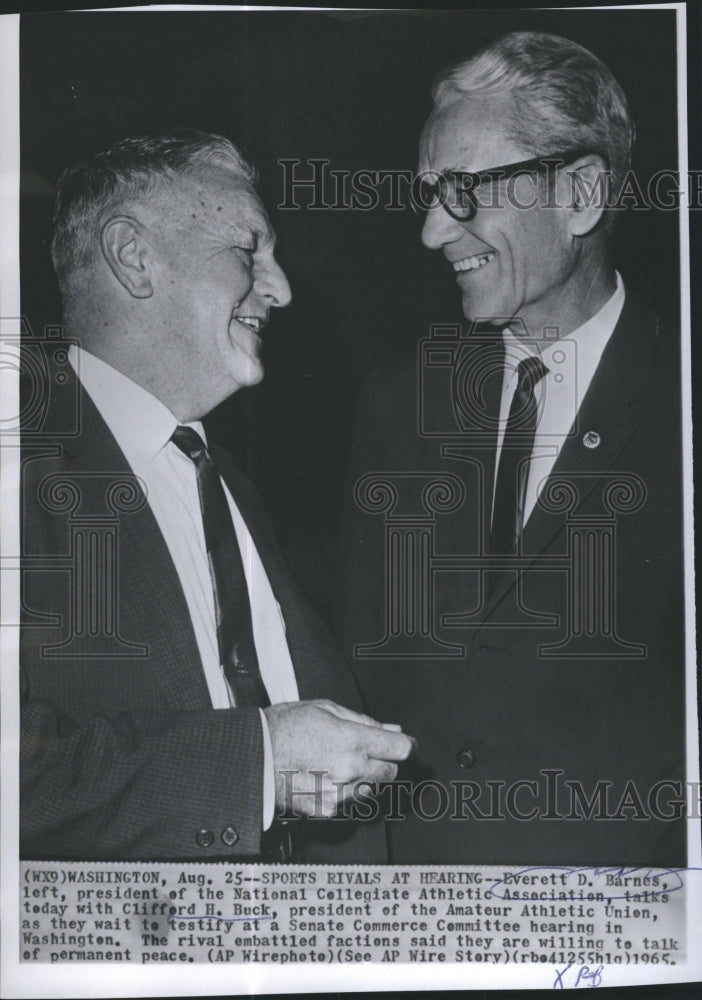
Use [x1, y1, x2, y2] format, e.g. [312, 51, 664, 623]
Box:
[264, 699, 415, 817]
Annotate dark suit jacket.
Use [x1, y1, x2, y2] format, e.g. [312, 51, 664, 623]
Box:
[338, 292, 687, 866]
[20, 369, 385, 863]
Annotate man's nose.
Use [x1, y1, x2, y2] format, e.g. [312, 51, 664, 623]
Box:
[254, 258, 292, 308]
[421, 203, 465, 251]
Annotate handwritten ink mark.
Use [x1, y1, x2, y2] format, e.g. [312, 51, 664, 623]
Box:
[575, 964, 604, 987]
[553, 962, 573, 988]
[553, 963, 604, 989]
[167, 913, 271, 924]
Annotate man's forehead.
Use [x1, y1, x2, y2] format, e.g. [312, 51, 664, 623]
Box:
[165, 164, 273, 237]
[419, 94, 518, 171]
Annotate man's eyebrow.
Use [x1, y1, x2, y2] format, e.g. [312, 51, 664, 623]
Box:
[229, 220, 276, 250]
[228, 225, 257, 247]
[447, 162, 491, 176]
[423, 162, 474, 178]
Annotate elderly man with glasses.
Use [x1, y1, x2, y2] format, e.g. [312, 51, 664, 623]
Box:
[338, 31, 686, 866]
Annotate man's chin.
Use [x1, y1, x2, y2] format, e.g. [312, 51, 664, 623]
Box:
[232, 357, 265, 391]
[461, 294, 515, 330]
[225, 340, 265, 391]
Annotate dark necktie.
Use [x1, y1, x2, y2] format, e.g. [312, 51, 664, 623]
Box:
[171, 425, 270, 708]
[490, 355, 549, 556]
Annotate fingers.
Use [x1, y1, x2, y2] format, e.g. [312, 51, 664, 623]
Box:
[267, 699, 416, 815]
[316, 700, 387, 729]
[362, 725, 415, 762]
[316, 701, 415, 762]
[316, 700, 407, 735]
[364, 758, 399, 783]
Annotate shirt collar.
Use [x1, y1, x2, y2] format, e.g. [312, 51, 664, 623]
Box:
[68, 344, 206, 459]
[549, 269, 624, 360]
[502, 271, 625, 376]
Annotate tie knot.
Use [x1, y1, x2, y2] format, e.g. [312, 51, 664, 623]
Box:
[517, 355, 549, 393]
[171, 425, 209, 463]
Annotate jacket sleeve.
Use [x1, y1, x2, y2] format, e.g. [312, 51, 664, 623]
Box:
[19, 442, 269, 862]
[20, 667, 266, 861]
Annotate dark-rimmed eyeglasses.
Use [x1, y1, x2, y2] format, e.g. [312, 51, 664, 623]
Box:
[415, 149, 592, 221]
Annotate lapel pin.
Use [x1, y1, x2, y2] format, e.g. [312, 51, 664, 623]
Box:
[583, 430, 601, 449]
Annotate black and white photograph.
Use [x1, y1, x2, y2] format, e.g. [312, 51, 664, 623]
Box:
[1, 2, 700, 995]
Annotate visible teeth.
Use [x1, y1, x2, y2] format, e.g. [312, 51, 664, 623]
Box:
[453, 252, 495, 273]
[234, 316, 262, 333]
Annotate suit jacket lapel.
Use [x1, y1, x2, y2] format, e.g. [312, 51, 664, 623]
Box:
[488, 294, 658, 607]
[55, 377, 210, 710]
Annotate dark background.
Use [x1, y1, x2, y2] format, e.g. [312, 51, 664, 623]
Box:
[20, 7, 682, 622]
[15, 7, 701, 999]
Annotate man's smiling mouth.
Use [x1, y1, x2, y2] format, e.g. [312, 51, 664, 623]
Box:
[452, 251, 496, 273]
[232, 315, 266, 333]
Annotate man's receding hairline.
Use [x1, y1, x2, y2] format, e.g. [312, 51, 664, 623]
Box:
[421, 94, 521, 170]
[99, 159, 258, 224]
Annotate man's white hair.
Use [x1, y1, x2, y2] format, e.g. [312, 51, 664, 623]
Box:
[432, 31, 634, 220]
[51, 129, 256, 301]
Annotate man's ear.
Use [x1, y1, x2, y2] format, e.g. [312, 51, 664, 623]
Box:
[565, 155, 609, 237]
[100, 216, 153, 298]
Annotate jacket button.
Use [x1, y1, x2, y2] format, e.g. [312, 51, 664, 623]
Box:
[195, 828, 215, 848]
[221, 826, 239, 847]
[457, 749, 476, 769]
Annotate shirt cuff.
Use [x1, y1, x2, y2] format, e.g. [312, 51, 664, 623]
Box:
[260, 708, 275, 831]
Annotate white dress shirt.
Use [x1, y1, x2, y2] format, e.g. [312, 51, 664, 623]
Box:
[493, 272, 625, 528]
[69, 345, 298, 826]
